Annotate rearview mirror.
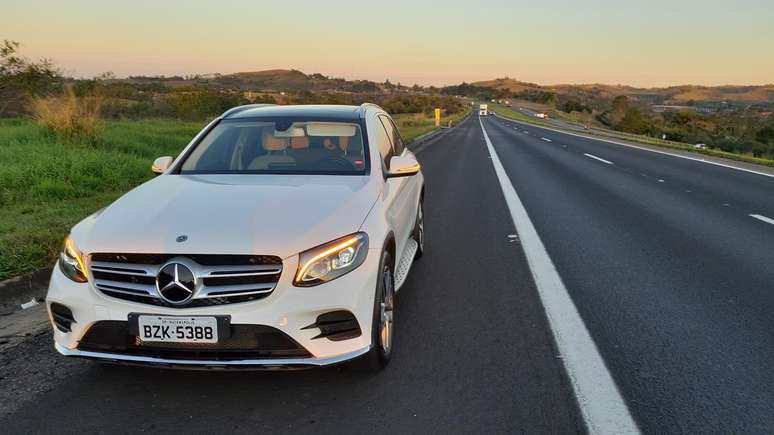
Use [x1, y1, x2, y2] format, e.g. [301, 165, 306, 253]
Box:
[386, 155, 420, 178]
[152, 156, 173, 175]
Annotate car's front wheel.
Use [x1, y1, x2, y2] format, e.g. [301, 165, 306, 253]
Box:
[352, 250, 395, 371]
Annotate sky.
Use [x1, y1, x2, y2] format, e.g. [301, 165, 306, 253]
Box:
[3, 0, 773, 87]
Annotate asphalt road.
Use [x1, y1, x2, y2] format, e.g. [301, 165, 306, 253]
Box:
[3, 114, 773, 433]
[482, 114, 774, 433]
[0, 116, 584, 434]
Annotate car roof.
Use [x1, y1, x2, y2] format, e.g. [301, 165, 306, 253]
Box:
[224, 104, 375, 121]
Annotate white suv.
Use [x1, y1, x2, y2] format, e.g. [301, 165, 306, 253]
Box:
[47, 104, 425, 371]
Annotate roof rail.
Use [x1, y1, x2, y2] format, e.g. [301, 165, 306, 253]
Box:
[359, 102, 385, 116]
[221, 104, 277, 118]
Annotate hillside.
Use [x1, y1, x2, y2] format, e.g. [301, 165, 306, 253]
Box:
[471, 78, 774, 104]
[122, 69, 387, 93]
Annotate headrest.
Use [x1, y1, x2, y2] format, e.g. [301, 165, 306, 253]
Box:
[338, 136, 349, 151]
[290, 136, 309, 149]
[263, 134, 288, 151]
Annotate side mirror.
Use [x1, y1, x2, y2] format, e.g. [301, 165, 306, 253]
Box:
[386, 154, 421, 178]
[151, 156, 174, 175]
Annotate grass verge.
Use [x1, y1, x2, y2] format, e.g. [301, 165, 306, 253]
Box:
[0, 118, 202, 280]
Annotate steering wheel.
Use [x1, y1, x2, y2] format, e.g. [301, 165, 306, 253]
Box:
[318, 155, 357, 171]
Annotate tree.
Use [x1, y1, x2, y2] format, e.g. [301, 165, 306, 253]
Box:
[611, 95, 629, 112]
[0, 40, 62, 115]
[756, 126, 774, 145]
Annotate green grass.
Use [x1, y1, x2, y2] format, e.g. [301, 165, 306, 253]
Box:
[0, 110, 472, 281]
[489, 103, 774, 168]
[0, 118, 202, 280]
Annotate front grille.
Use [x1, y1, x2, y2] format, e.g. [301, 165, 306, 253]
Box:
[78, 320, 312, 360]
[89, 253, 283, 308]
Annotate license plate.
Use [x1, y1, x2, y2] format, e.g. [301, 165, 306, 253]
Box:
[137, 315, 218, 344]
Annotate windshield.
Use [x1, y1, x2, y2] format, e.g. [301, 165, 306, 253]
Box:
[179, 119, 367, 175]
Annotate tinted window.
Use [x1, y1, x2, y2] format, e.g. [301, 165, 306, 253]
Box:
[379, 115, 405, 155]
[180, 119, 367, 175]
[373, 118, 393, 171]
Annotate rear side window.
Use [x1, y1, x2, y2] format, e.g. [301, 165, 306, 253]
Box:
[373, 118, 393, 171]
[378, 115, 405, 156]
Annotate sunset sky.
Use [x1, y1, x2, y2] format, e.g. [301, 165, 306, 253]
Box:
[4, 0, 773, 87]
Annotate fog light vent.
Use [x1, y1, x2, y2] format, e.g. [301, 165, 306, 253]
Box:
[302, 310, 361, 341]
[50, 303, 75, 333]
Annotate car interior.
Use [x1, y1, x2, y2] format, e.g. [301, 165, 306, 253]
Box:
[183, 121, 366, 173]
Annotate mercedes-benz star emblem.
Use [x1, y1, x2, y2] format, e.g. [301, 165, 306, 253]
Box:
[176, 235, 188, 243]
[156, 263, 196, 304]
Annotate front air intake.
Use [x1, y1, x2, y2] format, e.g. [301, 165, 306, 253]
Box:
[303, 310, 361, 341]
[50, 303, 75, 332]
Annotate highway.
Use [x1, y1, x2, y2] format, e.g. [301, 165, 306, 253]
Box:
[2, 114, 774, 433]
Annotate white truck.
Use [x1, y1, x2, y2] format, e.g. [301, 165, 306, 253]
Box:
[479, 104, 488, 116]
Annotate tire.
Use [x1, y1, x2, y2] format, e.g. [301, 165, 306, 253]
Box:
[351, 250, 395, 372]
[412, 197, 425, 260]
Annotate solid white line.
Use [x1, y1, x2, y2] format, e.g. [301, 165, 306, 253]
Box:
[492, 113, 774, 179]
[750, 214, 774, 226]
[478, 118, 639, 434]
[541, 137, 552, 142]
[584, 153, 613, 165]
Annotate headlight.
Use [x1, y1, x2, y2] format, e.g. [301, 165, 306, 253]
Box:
[59, 237, 88, 283]
[294, 233, 368, 287]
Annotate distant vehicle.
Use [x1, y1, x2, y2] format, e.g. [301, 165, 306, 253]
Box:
[535, 113, 548, 119]
[479, 104, 489, 116]
[505, 100, 512, 107]
[694, 143, 708, 150]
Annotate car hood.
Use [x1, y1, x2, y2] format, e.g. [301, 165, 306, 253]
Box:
[72, 174, 377, 259]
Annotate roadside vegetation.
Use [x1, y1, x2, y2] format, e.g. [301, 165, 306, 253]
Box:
[0, 118, 202, 279]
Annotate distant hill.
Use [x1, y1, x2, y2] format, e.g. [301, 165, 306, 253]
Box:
[122, 69, 388, 93]
[470, 78, 774, 104]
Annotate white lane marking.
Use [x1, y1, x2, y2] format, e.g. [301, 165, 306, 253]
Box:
[492, 113, 774, 179]
[541, 137, 552, 142]
[479, 118, 639, 434]
[658, 179, 665, 183]
[584, 153, 614, 165]
[750, 214, 774, 226]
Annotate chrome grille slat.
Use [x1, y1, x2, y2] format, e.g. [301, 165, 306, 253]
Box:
[90, 261, 158, 275]
[89, 253, 282, 307]
[201, 265, 282, 276]
[95, 283, 156, 297]
[199, 283, 275, 298]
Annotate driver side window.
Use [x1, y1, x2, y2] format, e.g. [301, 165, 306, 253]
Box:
[379, 115, 405, 156]
[373, 117, 393, 171]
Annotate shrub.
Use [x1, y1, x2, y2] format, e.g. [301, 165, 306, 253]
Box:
[30, 87, 102, 142]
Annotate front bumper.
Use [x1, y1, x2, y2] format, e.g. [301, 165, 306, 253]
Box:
[46, 251, 380, 368]
[54, 342, 370, 370]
